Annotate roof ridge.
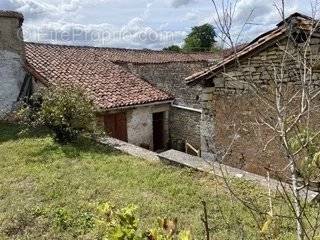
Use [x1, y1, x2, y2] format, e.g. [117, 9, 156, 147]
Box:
[277, 12, 315, 27]
[186, 12, 317, 85]
[25, 41, 214, 55]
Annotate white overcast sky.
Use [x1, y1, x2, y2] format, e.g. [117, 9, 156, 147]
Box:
[0, 0, 313, 49]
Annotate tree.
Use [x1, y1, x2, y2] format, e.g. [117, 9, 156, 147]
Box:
[18, 87, 98, 144]
[183, 24, 217, 52]
[163, 45, 182, 52]
[206, 1, 320, 239]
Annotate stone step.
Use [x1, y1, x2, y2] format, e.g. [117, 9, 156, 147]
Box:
[158, 149, 319, 202]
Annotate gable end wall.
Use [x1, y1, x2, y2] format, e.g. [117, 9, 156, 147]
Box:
[200, 37, 320, 177]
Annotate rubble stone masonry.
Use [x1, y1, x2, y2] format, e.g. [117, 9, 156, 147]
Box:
[200, 37, 320, 178]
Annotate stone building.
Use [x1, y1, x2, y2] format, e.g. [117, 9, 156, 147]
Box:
[0, 11, 25, 119]
[118, 58, 216, 151]
[186, 12, 320, 176]
[0, 10, 218, 151]
[23, 43, 217, 151]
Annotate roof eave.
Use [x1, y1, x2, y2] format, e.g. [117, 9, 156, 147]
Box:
[24, 63, 50, 87]
[96, 99, 174, 113]
[185, 27, 291, 86]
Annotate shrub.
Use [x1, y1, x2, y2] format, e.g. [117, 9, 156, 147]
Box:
[18, 87, 98, 144]
[95, 202, 192, 240]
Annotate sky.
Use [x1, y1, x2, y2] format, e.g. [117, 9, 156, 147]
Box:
[0, 0, 313, 49]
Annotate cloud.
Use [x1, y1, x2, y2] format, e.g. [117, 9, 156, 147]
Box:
[209, 0, 304, 46]
[234, 0, 273, 23]
[183, 11, 198, 21]
[1, 0, 111, 20]
[170, 0, 195, 8]
[23, 17, 187, 49]
[0, 0, 313, 49]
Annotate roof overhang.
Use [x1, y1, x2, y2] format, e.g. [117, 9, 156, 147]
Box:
[185, 12, 320, 87]
[96, 100, 174, 113]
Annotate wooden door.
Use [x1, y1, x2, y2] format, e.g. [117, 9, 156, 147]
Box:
[104, 112, 128, 142]
[153, 112, 165, 151]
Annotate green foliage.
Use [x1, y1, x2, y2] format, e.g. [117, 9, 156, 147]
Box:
[183, 24, 217, 52]
[288, 129, 320, 181]
[147, 218, 191, 240]
[53, 208, 73, 231]
[95, 202, 191, 240]
[96, 203, 139, 239]
[18, 87, 98, 144]
[163, 45, 182, 52]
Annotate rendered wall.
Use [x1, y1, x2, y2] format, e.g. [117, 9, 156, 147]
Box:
[0, 13, 25, 119]
[126, 104, 169, 150]
[121, 61, 210, 149]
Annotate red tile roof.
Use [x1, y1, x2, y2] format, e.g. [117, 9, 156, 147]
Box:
[97, 48, 217, 64]
[26, 42, 217, 64]
[186, 12, 317, 85]
[25, 43, 174, 110]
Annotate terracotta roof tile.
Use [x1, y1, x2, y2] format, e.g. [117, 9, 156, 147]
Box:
[26, 42, 217, 64]
[25, 43, 174, 110]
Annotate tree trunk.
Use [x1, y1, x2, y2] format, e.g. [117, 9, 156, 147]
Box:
[290, 161, 304, 240]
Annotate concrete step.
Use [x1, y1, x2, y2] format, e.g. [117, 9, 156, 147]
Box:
[159, 149, 319, 202]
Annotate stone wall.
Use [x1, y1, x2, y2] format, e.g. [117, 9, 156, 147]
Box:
[0, 12, 25, 119]
[169, 106, 201, 151]
[121, 62, 209, 108]
[199, 36, 320, 178]
[120, 61, 210, 151]
[209, 38, 320, 93]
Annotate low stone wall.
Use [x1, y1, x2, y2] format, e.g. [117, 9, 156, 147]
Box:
[99, 137, 160, 162]
[169, 106, 201, 152]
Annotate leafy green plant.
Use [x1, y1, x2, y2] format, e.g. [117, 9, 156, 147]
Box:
[288, 129, 320, 182]
[18, 87, 98, 144]
[95, 203, 192, 240]
[146, 218, 191, 240]
[53, 208, 73, 231]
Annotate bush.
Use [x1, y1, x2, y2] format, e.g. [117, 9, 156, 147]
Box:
[18, 87, 98, 144]
[95, 202, 192, 240]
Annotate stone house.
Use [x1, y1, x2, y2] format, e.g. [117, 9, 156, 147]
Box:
[0, 10, 218, 152]
[185, 12, 320, 177]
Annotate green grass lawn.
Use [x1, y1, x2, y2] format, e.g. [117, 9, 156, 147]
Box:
[0, 122, 316, 239]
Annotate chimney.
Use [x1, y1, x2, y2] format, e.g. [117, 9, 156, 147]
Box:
[0, 10, 25, 119]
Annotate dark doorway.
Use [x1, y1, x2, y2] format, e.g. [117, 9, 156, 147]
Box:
[153, 112, 165, 151]
[104, 112, 128, 142]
